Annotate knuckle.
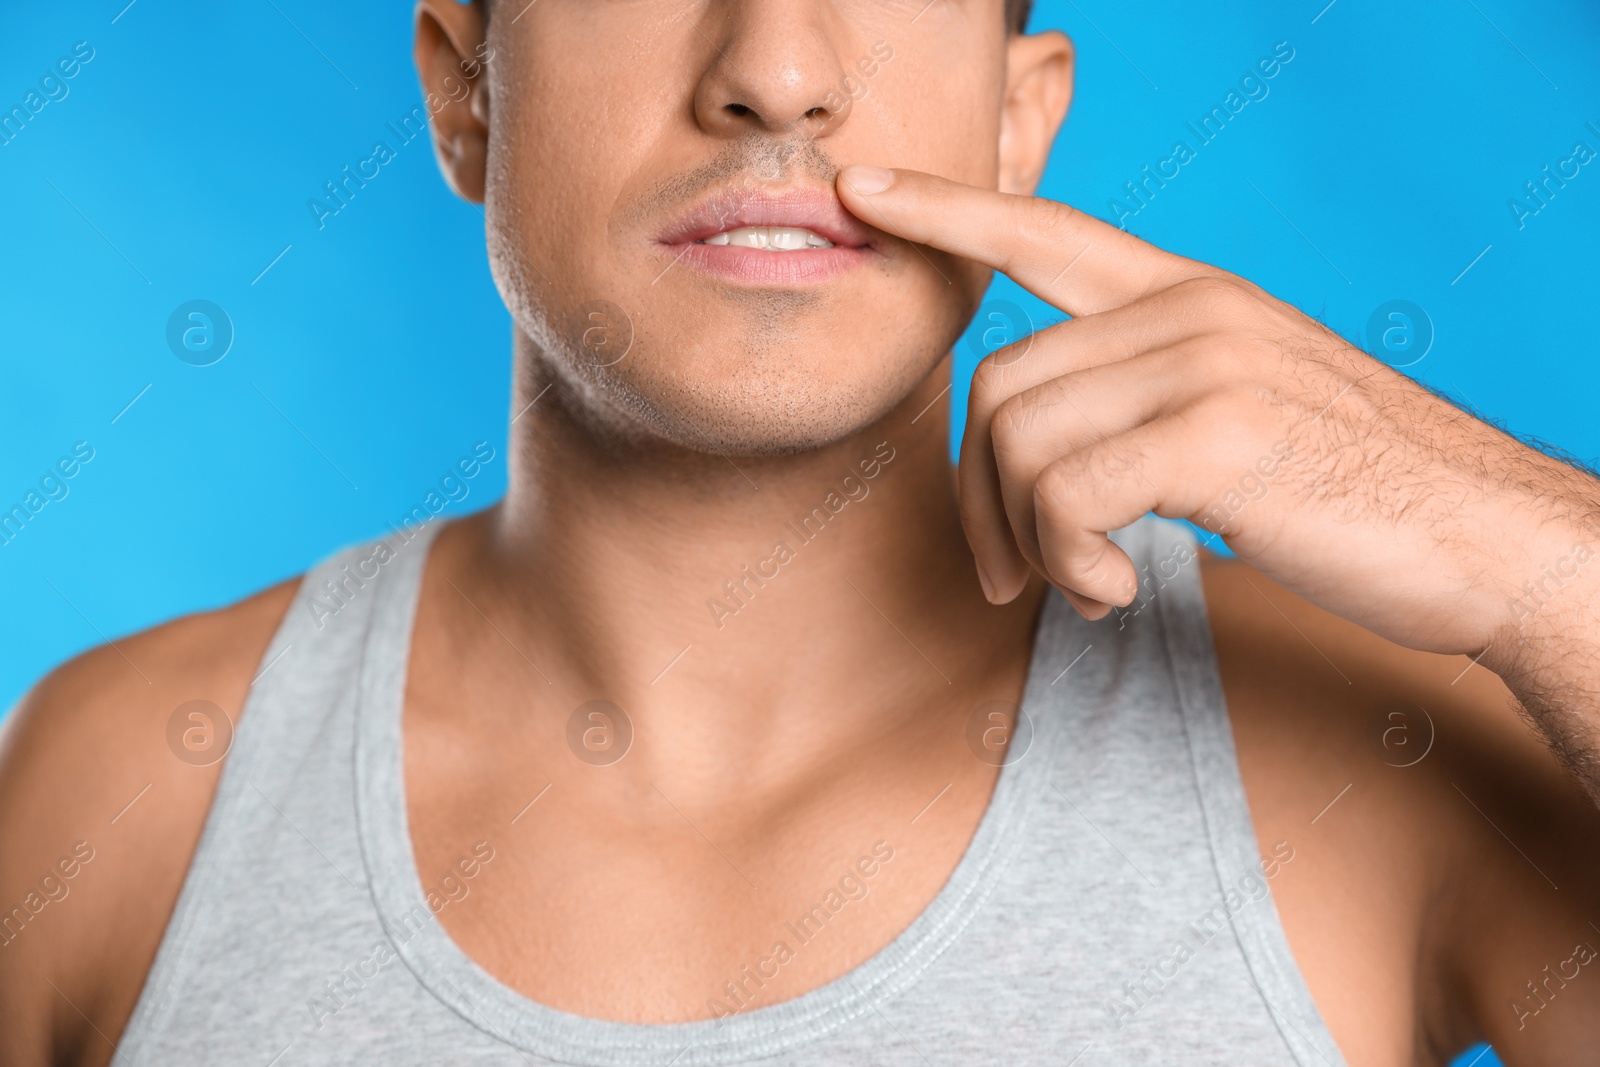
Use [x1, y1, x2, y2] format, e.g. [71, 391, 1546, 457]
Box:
[1086, 440, 1143, 483]
[1191, 335, 1263, 381]
[969, 355, 1007, 399]
[992, 378, 1084, 465]
[1038, 441, 1139, 508]
[971, 354, 1035, 415]
[1033, 460, 1079, 512]
[1009, 195, 1081, 256]
[971, 345, 1021, 389]
[1173, 273, 1257, 320]
[989, 395, 1032, 461]
[1005, 193, 1044, 244]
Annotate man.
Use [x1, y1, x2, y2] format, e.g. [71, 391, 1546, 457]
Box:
[2, 0, 1597, 1063]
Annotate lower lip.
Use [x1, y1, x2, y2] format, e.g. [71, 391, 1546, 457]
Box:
[660, 242, 875, 285]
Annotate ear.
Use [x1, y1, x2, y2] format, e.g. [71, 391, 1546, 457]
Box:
[414, 0, 491, 203]
[997, 31, 1074, 196]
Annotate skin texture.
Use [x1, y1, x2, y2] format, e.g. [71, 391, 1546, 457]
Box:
[2, 1, 1598, 1064]
[833, 164, 1600, 804]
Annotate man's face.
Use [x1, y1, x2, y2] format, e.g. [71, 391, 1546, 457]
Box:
[479, 0, 1018, 455]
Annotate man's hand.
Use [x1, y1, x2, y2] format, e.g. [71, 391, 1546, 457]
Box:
[836, 165, 1600, 673]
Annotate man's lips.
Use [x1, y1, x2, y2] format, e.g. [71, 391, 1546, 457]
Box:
[653, 185, 881, 287]
[656, 186, 879, 250]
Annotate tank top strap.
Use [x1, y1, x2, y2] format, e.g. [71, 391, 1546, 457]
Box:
[1122, 517, 1347, 1067]
[116, 519, 447, 1058]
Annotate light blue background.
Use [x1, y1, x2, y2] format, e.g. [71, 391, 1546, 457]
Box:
[5, 3, 1597, 1061]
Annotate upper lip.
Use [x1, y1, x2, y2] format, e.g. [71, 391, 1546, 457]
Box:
[656, 184, 878, 250]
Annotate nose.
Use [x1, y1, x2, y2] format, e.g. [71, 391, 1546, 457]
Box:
[692, 0, 852, 139]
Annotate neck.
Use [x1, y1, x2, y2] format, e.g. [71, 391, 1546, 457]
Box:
[432, 340, 1045, 786]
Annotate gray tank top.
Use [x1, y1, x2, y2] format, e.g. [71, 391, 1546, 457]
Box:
[117, 515, 1346, 1066]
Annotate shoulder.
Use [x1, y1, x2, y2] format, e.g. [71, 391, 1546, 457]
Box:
[1200, 555, 1600, 1065]
[0, 577, 299, 1067]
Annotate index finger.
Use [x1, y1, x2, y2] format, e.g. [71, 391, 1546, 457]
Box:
[835, 165, 1211, 317]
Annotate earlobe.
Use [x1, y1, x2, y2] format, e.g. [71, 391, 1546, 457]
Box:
[414, 0, 491, 203]
[997, 31, 1074, 196]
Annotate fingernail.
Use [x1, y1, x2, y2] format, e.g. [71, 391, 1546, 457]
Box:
[841, 165, 895, 195]
[975, 561, 996, 602]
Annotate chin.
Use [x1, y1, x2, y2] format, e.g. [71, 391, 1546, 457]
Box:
[592, 334, 937, 457]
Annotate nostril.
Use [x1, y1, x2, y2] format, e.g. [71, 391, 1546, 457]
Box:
[725, 103, 754, 118]
[803, 107, 828, 120]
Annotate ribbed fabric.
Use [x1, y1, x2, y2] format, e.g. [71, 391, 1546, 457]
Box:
[117, 516, 1346, 1066]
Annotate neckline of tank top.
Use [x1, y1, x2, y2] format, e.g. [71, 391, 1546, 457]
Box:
[349, 517, 1093, 1067]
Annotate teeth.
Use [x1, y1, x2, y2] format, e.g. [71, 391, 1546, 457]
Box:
[700, 226, 834, 250]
